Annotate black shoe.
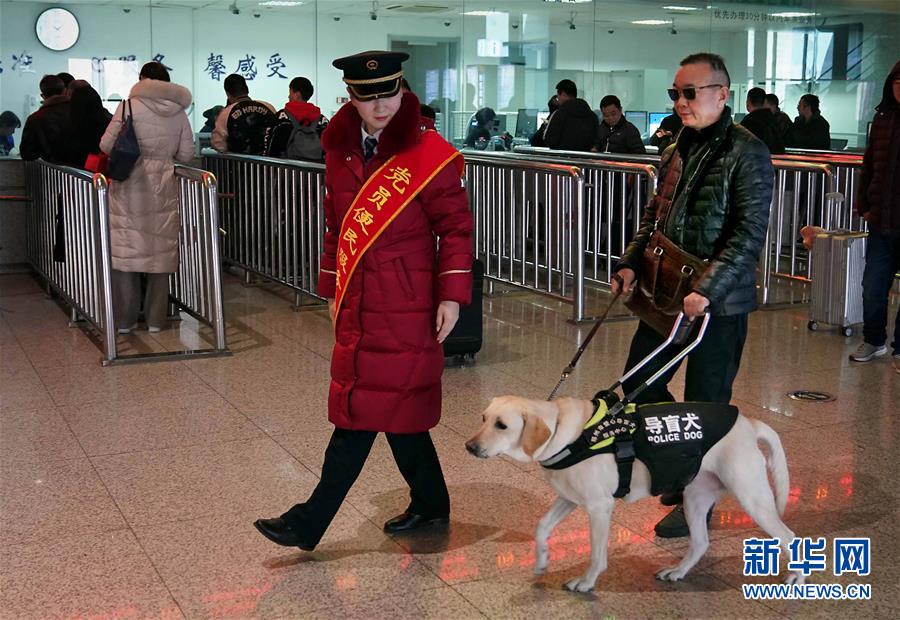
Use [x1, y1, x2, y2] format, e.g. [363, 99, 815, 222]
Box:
[383, 512, 449, 534]
[660, 491, 683, 506]
[253, 517, 315, 550]
[653, 505, 713, 539]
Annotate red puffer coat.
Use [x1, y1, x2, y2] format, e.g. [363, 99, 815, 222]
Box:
[318, 92, 474, 433]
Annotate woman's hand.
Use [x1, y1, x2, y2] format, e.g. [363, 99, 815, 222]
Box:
[436, 301, 460, 343]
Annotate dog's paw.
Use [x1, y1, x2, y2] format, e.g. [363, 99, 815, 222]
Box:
[784, 572, 806, 586]
[656, 566, 688, 582]
[564, 576, 596, 593]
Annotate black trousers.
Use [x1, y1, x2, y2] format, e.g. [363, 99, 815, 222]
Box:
[281, 428, 449, 546]
[622, 314, 749, 405]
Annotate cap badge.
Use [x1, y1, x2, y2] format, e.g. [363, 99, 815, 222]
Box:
[366, 60, 379, 70]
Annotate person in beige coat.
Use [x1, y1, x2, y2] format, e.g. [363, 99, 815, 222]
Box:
[100, 62, 194, 333]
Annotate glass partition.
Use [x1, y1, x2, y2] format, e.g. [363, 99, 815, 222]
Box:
[1, 0, 897, 154]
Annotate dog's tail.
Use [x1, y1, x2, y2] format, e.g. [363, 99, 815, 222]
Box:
[753, 420, 789, 516]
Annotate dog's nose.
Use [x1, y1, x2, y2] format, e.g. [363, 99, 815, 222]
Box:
[465, 440, 479, 455]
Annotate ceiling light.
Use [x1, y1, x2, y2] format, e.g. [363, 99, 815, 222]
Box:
[258, 1, 304, 6]
[543, 0, 593, 3]
[463, 10, 504, 16]
[632, 19, 672, 25]
[770, 11, 817, 18]
[663, 5, 701, 10]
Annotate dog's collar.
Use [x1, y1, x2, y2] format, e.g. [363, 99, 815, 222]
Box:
[538, 392, 637, 474]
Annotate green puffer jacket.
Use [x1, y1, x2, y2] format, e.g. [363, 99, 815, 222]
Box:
[618, 108, 773, 316]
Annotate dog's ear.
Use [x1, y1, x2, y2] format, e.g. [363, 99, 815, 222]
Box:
[521, 413, 551, 457]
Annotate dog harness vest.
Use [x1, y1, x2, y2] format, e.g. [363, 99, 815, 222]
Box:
[539, 393, 738, 498]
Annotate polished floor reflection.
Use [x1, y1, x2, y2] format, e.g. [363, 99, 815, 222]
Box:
[1, 272, 897, 619]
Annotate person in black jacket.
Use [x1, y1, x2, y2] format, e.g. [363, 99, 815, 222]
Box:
[849, 60, 900, 372]
[464, 107, 496, 149]
[611, 53, 773, 539]
[764, 93, 792, 146]
[19, 74, 80, 166]
[740, 87, 784, 154]
[530, 96, 558, 147]
[595, 95, 646, 154]
[649, 112, 682, 153]
[788, 94, 831, 150]
[543, 79, 599, 152]
[68, 80, 113, 167]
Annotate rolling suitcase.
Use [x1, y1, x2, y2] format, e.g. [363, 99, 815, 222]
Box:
[443, 259, 484, 366]
[807, 231, 866, 337]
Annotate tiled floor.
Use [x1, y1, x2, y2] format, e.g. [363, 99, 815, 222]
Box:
[1, 271, 897, 619]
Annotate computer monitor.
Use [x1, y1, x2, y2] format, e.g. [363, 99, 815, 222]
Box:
[733, 112, 746, 123]
[830, 138, 848, 150]
[625, 111, 648, 136]
[648, 112, 668, 137]
[515, 108, 538, 138]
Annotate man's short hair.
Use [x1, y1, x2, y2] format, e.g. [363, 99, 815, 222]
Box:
[747, 87, 766, 107]
[764, 93, 780, 108]
[140, 62, 170, 82]
[56, 72, 75, 87]
[289, 76, 314, 101]
[599, 95, 622, 110]
[800, 93, 820, 113]
[224, 74, 249, 97]
[39, 74, 65, 98]
[680, 52, 731, 88]
[555, 79, 577, 98]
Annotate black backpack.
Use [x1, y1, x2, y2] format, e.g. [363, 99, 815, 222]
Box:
[226, 99, 276, 155]
[284, 115, 323, 161]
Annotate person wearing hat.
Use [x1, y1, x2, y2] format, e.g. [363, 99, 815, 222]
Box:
[254, 51, 474, 550]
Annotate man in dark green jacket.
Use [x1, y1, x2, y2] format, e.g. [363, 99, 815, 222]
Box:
[611, 52, 773, 538]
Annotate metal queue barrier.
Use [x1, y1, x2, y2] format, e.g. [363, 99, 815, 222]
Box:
[24, 159, 229, 365]
[464, 153, 589, 321]
[472, 149, 658, 290]
[774, 152, 865, 231]
[201, 151, 326, 308]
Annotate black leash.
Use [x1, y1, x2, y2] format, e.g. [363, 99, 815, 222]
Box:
[547, 274, 624, 401]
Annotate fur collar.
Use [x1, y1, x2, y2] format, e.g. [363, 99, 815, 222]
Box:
[322, 92, 423, 157]
[129, 79, 192, 114]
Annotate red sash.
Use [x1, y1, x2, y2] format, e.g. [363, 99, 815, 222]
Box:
[333, 130, 463, 324]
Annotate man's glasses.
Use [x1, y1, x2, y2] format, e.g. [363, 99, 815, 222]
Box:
[667, 84, 724, 101]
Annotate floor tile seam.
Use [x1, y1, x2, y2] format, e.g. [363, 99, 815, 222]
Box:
[59, 398, 189, 620]
[264, 432, 327, 481]
[66, 429, 271, 460]
[2, 304, 65, 410]
[84, 433, 294, 463]
[220, 281, 334, 362]
[437, 581, 492, 619]
[0, 523, 135, 550]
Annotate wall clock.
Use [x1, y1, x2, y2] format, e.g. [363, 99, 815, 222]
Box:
[36, 8, 80, 52]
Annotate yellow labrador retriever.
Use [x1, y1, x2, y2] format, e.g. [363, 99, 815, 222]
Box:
[466, 395, 802, 592]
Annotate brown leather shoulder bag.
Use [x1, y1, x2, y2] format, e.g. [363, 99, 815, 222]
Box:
[624, 150, 709, 335]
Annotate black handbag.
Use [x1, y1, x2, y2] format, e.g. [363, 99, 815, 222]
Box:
[106, 100, 140, 181]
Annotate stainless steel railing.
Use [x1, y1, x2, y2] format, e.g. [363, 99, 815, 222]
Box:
[24, 159, 228, 364]
[25, 160, 114, 356]
[172, 164, 228, 353]
[464, 153, 590, 321]
[202, 151, 326, 307]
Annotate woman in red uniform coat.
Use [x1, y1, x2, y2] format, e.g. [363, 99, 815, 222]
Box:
[255, 51, 473, 550]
